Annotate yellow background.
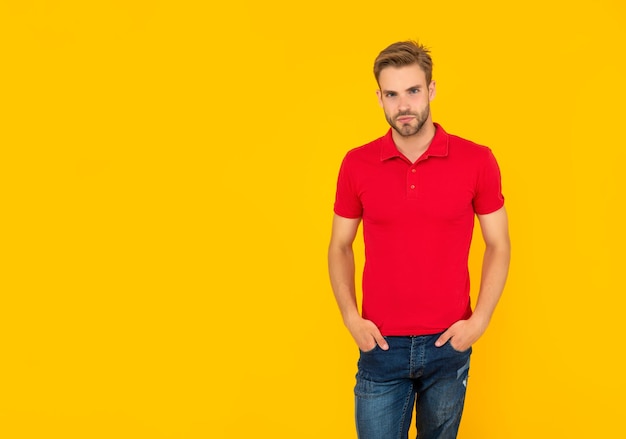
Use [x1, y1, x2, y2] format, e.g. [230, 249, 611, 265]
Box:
[1, 0, 625, 437]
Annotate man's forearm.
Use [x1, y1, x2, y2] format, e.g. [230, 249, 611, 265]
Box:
[472, 242, 511, 326]
[328, 243, 388, 351]
[328, 245, 361, 324]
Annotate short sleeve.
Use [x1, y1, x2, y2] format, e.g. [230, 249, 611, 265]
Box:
[333, 154, 363, 219]
[473, 148, 505, 215]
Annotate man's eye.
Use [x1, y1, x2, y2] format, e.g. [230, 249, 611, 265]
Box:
[385, 93, 396, 98]
[409, 88, 419, 94]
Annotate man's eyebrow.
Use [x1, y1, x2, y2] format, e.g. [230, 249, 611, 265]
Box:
[380, 85, 422, 94]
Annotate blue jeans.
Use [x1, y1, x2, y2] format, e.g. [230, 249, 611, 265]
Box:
[355, 334, 471, 439]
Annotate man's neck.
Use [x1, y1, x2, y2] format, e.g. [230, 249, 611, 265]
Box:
[392, 122, 437, 163]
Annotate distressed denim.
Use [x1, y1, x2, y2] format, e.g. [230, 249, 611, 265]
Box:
[355, 334, 471, 439]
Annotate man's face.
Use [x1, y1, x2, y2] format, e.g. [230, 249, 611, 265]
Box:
[376, 64, 436, 137]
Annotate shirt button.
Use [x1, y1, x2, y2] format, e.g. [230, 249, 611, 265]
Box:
[411, 169, 417, 173]
[410, 185, 415, 189]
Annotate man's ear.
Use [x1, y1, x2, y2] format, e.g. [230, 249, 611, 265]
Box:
[429, 80, 437, 101]
[376, 89, 383, 108]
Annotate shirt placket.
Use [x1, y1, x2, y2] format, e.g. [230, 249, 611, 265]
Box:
[407, 164, 419, 199]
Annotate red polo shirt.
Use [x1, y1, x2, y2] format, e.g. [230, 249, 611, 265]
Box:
[334, 124, 504, 335]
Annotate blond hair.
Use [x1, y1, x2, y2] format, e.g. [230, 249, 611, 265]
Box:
[373, 41, 433, 85]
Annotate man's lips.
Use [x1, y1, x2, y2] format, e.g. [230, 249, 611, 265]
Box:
[396, 116, 415, 123]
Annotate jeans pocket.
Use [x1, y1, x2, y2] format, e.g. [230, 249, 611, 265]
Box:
[360, 344, 380, 354]
[447, 340, 471, 354]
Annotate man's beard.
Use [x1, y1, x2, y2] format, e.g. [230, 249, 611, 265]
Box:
[386, 105, 430, 137]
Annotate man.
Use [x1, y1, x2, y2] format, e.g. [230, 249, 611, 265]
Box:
[328, 41, 510, 439]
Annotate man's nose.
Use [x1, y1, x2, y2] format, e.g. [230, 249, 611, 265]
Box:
[398, 96, 410, 111]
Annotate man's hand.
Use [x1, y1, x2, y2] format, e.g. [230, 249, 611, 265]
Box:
[434, 317, 488, 352]
[345, 315, 389, 351]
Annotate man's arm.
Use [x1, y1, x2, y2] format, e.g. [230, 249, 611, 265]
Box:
[436, 206, 511, 351]
[328, 214, 389, 351]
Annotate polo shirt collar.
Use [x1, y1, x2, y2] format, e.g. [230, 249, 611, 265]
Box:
[380, 123, 449, 161]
